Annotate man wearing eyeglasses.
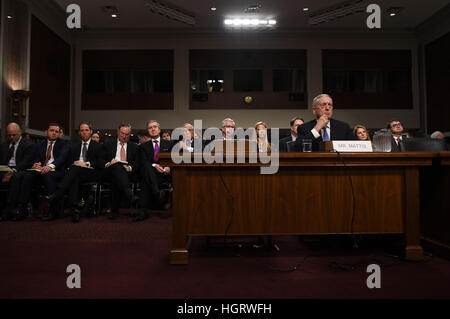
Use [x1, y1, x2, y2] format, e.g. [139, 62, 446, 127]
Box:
[387, 120, 406, 152]
[298, 94, 355, 151]
[0, 122, 35, 221]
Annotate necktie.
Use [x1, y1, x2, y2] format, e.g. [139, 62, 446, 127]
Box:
[153, 140, 159, 162]
[397, 137, 401, 143]
[120, 142, 126, 162]
[7, 142, 15, 162]
[82, 142, 88, 162]
[44, 141, 53, 165]
[322, 126, 330, 141]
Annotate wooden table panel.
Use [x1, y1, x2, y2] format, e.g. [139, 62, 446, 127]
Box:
[160, 152, 435, 264]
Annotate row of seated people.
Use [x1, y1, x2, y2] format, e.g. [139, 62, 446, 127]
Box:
[0, 121, 175, 223]
[1, 94, 447, 222]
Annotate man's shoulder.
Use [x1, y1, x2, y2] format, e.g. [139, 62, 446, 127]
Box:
[299, 119, 316, 130]
[331, 118, 351, 128]
[280, 135, 292, 143]
[19, 139, 35, 148]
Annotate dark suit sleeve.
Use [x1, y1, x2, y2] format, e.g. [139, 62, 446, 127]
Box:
[16, 141, 36, 171]
[344, 124, 357, 140]
[139, 141, 154, 165]
[34, 141, 43, 164]
[52, 140, 70, 170]
[128, 142, 140, 173]
[93, 142, 106, 169]
[298, 123, 317, 141]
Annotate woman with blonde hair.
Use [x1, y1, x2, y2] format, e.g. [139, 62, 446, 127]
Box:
[253, 121, 271, 152]
[353, 125, 371, 141]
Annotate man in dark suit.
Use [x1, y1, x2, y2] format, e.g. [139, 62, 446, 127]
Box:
[0, 122, 35, 221]
[387, 120, 406, 152]
[16, 123, 69, 220]
[279, 117, 304, 152]
[45, 122, 104, 222]
[101, 124, 139, 220]
[134, 120, 175, 222]
[298, 94, 356, 151]
[178, 123, 204, 152]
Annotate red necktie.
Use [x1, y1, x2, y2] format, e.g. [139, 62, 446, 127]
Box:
[44, 141, 53, 166]
[120, 143, 126, 162]
[397, 137, 401, 143]
[7, 142, 15, 163]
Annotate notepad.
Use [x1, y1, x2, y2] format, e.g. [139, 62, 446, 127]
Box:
[27, 168, 56, 172]
[0, 165, 13, 172]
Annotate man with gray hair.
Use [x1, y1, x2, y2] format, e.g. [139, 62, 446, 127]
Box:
[298, 94, 355, 151]
[134, 120, 175, 221]
[221, 118, 236, 140]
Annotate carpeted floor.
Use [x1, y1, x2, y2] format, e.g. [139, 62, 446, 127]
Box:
[1, 210, 450, 299]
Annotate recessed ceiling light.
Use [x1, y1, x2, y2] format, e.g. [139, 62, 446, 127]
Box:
[111, 14, 117, 18]
[386, 7, 403, 17]
[211, 7, 217, 11]
[224, 18, 276, 27]
[7, 15, 13, 19]
[303, 8, 309, 12]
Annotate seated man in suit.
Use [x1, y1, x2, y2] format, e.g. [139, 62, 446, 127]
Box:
[134, 120, 175, 222]
[0, 122, 35, 221]
[298, 94, 355, 151]
[279, 117, 304, 152]
[178, 123, 203, 152]
[387, 119, 406, 152]
[45, 122, 104, 222]
[17, 123, 69, 220]
[204, 118, 237, 153]
[102, 123, 139, 220]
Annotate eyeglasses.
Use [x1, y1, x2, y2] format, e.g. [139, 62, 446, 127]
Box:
[223, 125, 235, 129]
[391, 123, 402, 127]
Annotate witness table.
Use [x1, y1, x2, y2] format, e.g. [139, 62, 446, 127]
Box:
[159, 152, 437, 264]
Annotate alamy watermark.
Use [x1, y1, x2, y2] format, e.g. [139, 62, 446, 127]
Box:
[170, 120, 280, 175]
[66, 4, 381, 29]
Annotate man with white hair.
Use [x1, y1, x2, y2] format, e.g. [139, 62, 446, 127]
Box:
[134, 120, 175, 222]
[298, 94, 355, 151]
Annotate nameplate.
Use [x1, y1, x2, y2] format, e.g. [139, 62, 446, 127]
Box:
[332, 141, 373, 152]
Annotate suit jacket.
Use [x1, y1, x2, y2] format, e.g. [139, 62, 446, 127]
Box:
[34, 138, 70, 171]
[297, 118, 356, 151]
[67, 140, 105, 169]
[0, 138, 35, 171]
[102, 140, 140, 173]
[279, 135, 294, 152]
[390, 136, 401, 152]
[140, 139, 175, 165]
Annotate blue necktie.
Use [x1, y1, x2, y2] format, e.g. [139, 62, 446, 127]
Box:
[322, 126, 330, 141]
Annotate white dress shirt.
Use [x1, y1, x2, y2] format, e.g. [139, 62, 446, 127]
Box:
[45, 140, 56, 169]
[311, 124, 330, 140]
[8, 137, 22, 167]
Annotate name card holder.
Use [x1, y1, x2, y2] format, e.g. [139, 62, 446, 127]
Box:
[331, 140, 373, 152]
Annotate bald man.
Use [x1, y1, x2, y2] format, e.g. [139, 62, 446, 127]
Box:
[0, 122, 35, 221]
